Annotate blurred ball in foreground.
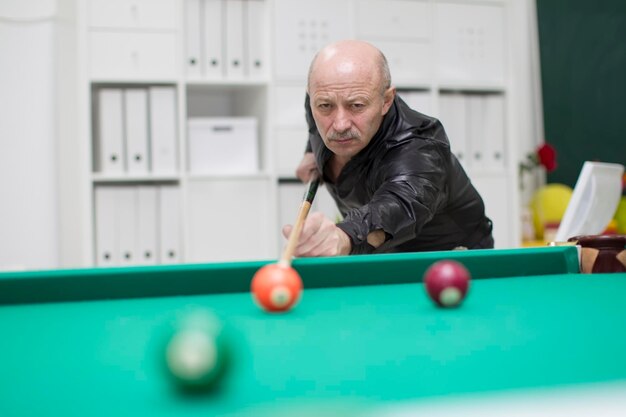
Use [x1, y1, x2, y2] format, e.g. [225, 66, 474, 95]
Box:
[164, 308, 229, 392]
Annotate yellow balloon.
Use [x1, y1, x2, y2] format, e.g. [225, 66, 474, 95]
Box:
[530, 184, 573, 239]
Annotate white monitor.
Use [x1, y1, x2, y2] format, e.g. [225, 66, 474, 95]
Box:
[555, 161, 625, 242]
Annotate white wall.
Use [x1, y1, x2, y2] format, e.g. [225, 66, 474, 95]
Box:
[0, 1, 59, 270]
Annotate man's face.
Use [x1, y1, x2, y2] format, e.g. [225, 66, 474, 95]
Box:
[309, 61, 394, 162]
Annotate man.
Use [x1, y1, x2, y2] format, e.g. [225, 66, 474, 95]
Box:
[283, 40, 493, 256]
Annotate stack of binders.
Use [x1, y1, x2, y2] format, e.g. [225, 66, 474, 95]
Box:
[94, 86, 178, 176]
[94, 185, 182, 267]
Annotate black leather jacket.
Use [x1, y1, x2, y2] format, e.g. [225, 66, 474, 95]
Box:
[305, 95, 493, 254]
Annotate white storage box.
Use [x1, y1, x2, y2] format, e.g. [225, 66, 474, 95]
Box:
[187, 117, 259, 175]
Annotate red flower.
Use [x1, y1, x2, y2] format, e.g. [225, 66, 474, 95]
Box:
[519, 142, 559, 190]
[536, 143, 557, 172]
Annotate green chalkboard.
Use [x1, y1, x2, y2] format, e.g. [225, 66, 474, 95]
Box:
[536, 0, 626, 187]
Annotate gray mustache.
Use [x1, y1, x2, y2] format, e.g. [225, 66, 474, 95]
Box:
[328, 131, 360, 140]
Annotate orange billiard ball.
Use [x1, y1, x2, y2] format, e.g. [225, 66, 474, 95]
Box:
[251, 264, 303, 312]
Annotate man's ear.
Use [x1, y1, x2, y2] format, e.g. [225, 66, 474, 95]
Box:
[381, 87, 396, 115]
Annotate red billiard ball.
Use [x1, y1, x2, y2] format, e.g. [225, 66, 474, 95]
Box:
[424, 260, 471, 307]
[251, 264, 303, 312]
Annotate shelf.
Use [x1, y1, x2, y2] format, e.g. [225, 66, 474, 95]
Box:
[438, 82, 506, 93]
[92, 174, 180, 184]
[90, 78, 180, 85]
[394, 83, 432, 90]
[186, 172, 273, 182]
[185, 79, 269, 88]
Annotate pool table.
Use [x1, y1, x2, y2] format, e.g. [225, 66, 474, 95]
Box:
[1, 246, 625, 416]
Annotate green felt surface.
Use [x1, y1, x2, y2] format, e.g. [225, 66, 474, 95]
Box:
[1, 269, 626, 416]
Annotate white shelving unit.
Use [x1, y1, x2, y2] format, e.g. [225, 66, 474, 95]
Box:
[60, 0, 528, 268]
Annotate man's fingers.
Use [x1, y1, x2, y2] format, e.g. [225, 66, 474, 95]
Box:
[295, 213, 335, 256]
[298, 212, 323, 242]
[283, 212, 347, 257]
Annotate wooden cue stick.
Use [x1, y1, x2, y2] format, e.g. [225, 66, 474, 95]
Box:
[278, 174, 321, 267]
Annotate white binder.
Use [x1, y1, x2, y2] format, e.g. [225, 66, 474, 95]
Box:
[116, 187, 137, 265]
[124, 88, 149, 174]
[149, 86, 178, 175]
[225, 0, 245, 79]
[245, 0, 266, 79]
[184, 0, 203, 77]
[94, 186, 118, 266]
[438, 93, 468, 167]
[136, 186, 159, 265]
[465, 94, 485, 169]
[158, 185, 182, 264]
[97, 89, 125, 174]
[482, 94, 506, 170]
[203, 0, 224, 78]
[466, 94, 506, 171]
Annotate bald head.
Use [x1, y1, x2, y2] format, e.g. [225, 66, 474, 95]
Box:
[307, 40, 391, 95]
